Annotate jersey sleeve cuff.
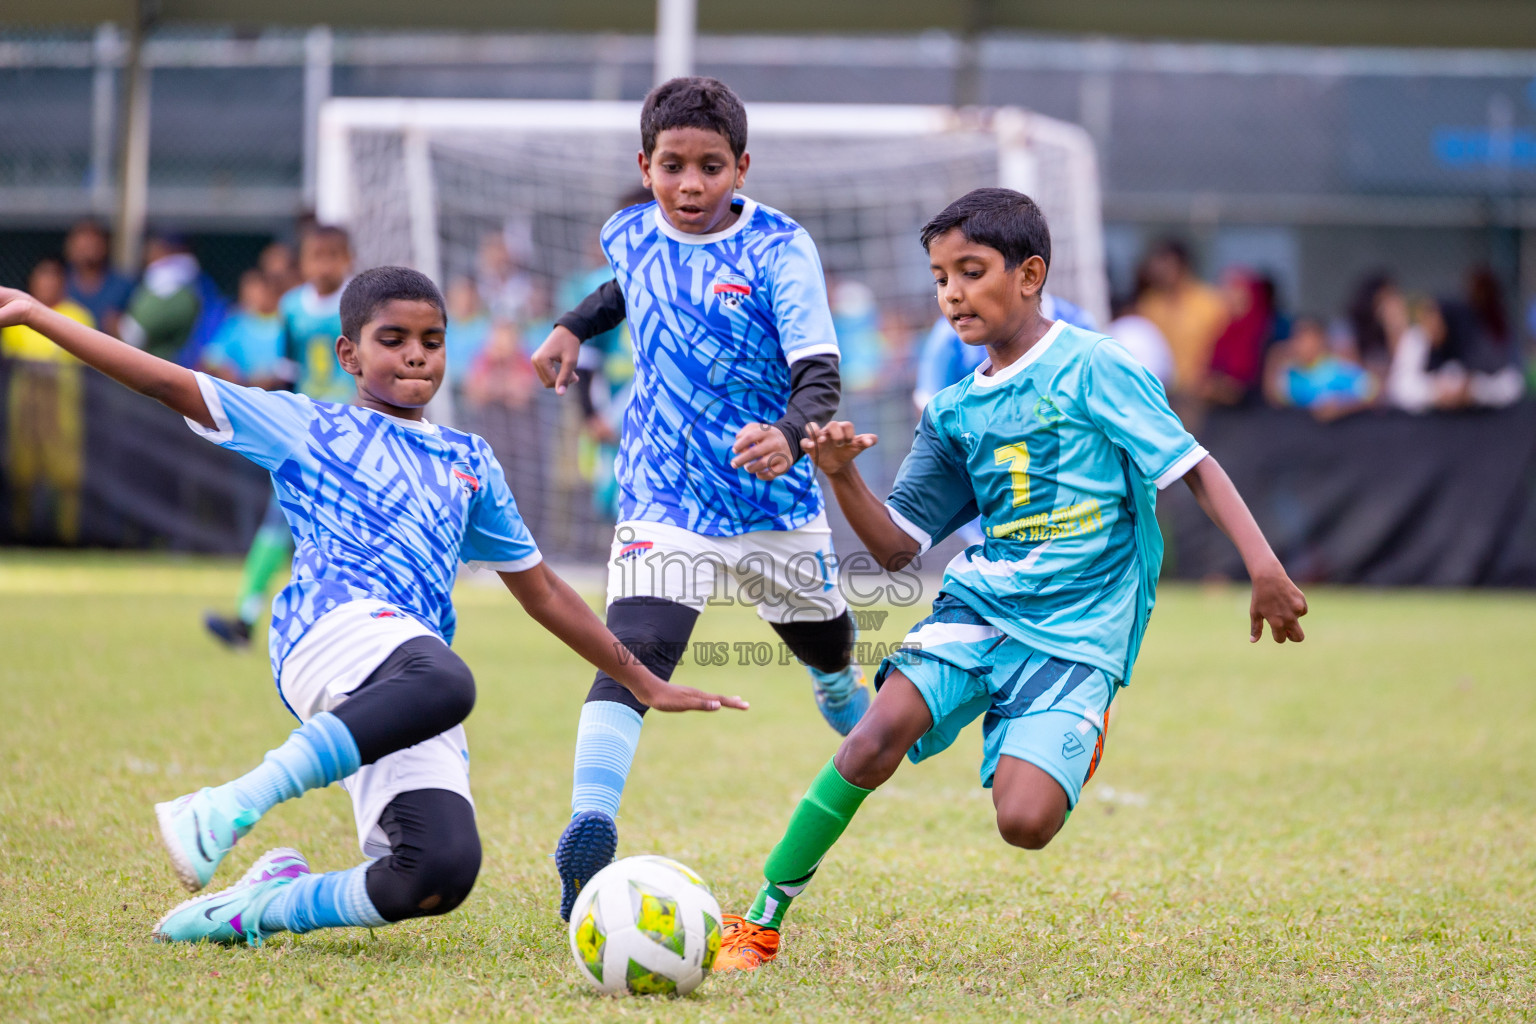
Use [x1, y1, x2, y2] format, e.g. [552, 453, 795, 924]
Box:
[884, 503, 933, 554]
[183, 371, 234, 444]
[1154, 445, 1208, 490]
[786, 343, 841, 365]
[466, 550, 544, 573]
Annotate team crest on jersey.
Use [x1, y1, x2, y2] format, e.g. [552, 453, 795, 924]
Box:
[451, 464, 480, 494]
[711, 273, 752, 311]
[1033, 395, 1066, 427]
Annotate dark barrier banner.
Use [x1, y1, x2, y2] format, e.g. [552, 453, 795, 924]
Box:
[5, 356, 1536, 586]
[0, 359, 271, 552]
[1160, 404, 1536, 587]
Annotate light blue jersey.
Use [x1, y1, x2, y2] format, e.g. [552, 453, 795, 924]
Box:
[185, 373, 542, 680]
[885, 321, 1206, 682]
[601, 197, 839, 536]
[279, 284, 350, 402]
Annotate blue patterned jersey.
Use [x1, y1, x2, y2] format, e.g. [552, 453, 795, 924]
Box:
[279, 283, 351, 402]
[602, 197, 839, 535]
[885, 321, 1205, 683]
[185, 373, 542, 679]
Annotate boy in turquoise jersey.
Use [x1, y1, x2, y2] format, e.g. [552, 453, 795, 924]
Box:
[204, 226, 354, 649]
[714, 188, 1309, 971]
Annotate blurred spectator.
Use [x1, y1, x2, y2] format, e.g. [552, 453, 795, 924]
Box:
[1107, 295, 1174, 387]
[462, 322, 535, 410]
[3, 256, 92, 543]
[120, 234, 228, 363]
[198, 269, 284, 388]
[258, 241, 301, 295]
[1134, 239, 1228, 404]
[444, 276, 494, 385]
[1204, 268, 1273, 407]
[1265, 315, 1374, 421]
[63, 220, 133, 337]
[830, 280, 888, 392]
[477, 231, 536, 326]
[1346, 272, 1397, 377]
[2, 256, 93, 361]
[280, 225, 354, 402]
[1385, 297, 1471, 413]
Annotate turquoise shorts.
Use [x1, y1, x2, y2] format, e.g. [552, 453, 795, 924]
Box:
[875, 594, 1118, 807]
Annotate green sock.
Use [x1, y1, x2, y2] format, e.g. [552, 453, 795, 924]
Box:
[236, 526, 291, 626]
[745, 758, 871, 930]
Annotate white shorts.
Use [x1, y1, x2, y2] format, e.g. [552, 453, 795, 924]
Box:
[277, 599, 474, 858]
[604, 512, 848, 624]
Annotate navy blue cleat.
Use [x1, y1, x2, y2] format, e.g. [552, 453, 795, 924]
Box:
[555, 810, 618, 922]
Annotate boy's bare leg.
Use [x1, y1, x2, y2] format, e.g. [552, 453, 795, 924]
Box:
[990, 755, 1070, 850]
[716, 672, 933, 971]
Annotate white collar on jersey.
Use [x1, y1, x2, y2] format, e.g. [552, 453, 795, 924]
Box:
[360, 406, 435, 432]
[298, 279, 348, 316]
[971, 319, 1066, 389]
[652, 196, 759, 245]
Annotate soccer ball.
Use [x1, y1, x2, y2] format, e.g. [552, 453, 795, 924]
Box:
[568, 855, 723, 997]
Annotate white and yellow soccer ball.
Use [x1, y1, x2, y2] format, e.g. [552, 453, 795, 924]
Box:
[568, 855, 723, 997]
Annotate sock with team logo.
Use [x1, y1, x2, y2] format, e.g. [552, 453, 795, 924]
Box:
[746, 758, 872, 930]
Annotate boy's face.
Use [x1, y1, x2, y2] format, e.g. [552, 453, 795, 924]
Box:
[337, 299, 446, 415]
[300, 237, 352, 295]
[239, 275, 278, 316]
[927, 228, 1046, 348]
[639, 127, 750, 235]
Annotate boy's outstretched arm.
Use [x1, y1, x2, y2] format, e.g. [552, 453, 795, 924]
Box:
[0, 287, 213, 427]
[802, 421, 922, 571]
[1182, 456, 1308, 643]
[498, 562, 749, 713]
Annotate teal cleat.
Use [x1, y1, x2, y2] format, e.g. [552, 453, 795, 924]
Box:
[154, 787, 259, 892]
[811, 666, 872, 736]
[152, 847, 310, 945]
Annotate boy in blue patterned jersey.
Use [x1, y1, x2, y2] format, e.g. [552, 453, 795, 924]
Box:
[0, 268, 743, 947]
[714, 188, 1309, 971]
[204, 225, 355, 649]
[532, 77, 867, 920]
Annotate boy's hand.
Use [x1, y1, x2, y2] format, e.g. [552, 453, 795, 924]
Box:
[0, 288, 39, 329]
[1249, 568, 1308, 644]
[731, 423, 794, 481]
[531, 325, 581, 395]
[626, 673, 750, 714]
[802, 420, 877, 478]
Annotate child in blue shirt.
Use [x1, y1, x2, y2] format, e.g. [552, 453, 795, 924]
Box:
[532, 78, 867, 921]
[713, 188, 1308, 972]
[0, 267, 744, 947]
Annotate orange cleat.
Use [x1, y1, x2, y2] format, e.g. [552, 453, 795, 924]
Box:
[712, 914, 781, 973]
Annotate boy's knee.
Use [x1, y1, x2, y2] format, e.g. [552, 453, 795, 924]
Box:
[995, 804, 1063, 851]
[432, 649, 477, 724]
[771, 612, 854, 675]
[834, 724, 901, 790]
[371, 834, 482, 920]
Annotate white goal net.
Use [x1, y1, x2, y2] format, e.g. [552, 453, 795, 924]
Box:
[315, 99, 1106, 562]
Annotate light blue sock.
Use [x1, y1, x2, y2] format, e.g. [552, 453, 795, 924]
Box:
[570, 700, 643, 820]
[809, 664, 861, 702]
[259, 862, 387, 934]
[216, 712, 361, 819]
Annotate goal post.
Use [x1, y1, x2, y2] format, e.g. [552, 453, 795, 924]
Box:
[315, 98, 1108, 326]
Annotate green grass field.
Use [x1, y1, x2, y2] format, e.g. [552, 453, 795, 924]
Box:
[2, 552, 1533, 1022]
